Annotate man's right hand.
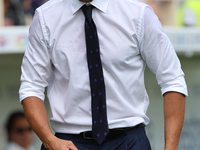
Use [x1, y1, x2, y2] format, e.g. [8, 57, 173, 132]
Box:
[22, 97, 79, 150]
[44, 136, 79, 150]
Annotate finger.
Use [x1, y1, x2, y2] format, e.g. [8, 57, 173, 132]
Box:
[68, 147, 78, 150]
[68, 146, 79, 150]
[67, 141, 79, 150]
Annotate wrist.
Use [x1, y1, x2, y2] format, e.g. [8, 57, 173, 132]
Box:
[164, 136, 179, 150]
[164, 145, 178, 150]
[42, 134, 57, 150]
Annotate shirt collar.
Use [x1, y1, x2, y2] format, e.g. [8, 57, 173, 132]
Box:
[70, 0, 110, 15]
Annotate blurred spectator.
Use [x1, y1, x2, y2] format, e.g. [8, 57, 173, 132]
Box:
[4, 0, 25, 26]
[139, 0, 162, 24]
[21, 0, 34, 15]
[21, 0, 34, 25]
[3, 0, 48, 26]
[4, 0, 13, 26]
[5, 111, 36, 150]
[21, 0, 48, 25]
[177, 0, 200, 27]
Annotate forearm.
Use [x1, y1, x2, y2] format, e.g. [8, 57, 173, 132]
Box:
[164, 92, 185, 150]
[22, 97, 56, 149]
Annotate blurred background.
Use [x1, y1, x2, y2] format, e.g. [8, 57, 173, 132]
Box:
[0, 0, 200, 149]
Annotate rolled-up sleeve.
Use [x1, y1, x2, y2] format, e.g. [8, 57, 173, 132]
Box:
[19, 9, 52, 102]
[138, 6, 188, 96]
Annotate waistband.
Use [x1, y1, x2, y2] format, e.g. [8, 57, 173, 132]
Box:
[56, 123, 144, 140]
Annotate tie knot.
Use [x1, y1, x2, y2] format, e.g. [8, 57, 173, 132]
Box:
[81, 5, 93, 20]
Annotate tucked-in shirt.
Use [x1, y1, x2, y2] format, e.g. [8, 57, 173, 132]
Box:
[19, 0, 188, 134]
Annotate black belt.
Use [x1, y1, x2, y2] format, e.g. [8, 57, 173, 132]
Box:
[79, 123, 144, 139]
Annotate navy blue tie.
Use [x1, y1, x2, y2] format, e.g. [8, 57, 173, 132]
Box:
[82, 5, 109, 144]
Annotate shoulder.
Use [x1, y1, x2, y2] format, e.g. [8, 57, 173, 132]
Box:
[33, 0, 69, 29]
[112, 0, 147, 9]
[36, 0, 68, 15]
[109, 0, 150, 17]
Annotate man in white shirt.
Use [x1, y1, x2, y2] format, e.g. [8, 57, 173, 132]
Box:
[19, 0, 187, 150]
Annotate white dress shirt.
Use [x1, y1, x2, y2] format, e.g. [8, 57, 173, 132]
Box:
[19, 0, 188, 134]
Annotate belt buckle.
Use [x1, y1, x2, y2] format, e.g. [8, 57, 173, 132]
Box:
[83, 132, 94, 139]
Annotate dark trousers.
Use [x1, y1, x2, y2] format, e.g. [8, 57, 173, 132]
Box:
[41, 126, 151, 150]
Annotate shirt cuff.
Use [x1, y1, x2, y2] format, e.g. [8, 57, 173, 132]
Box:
[160, 75, 188, 96]
[19, 81, 45, 102]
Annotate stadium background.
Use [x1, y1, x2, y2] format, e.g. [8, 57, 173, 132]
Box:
[0, 0, 200, 149]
